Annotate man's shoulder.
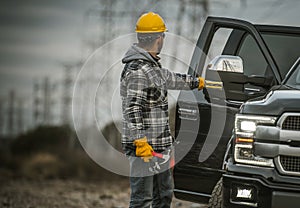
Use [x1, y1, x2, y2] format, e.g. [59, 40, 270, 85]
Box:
[125, 59, 153, 70]
[121, 60, 149, 81]
[123, 59, 157, 78]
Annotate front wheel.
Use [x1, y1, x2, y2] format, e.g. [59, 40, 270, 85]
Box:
[208, 177, 223, 208]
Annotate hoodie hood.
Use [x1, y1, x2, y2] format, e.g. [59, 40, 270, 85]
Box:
[122, 44, 157, 64]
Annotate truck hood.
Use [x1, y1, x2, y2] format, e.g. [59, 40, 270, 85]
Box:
[240, 89, 300, 116]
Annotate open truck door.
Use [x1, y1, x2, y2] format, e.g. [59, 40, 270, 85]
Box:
[173, 16, 282, 203]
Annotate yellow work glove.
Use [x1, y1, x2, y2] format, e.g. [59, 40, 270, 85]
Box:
[198, 77, 205, 90]
[133, 137, 154, 162]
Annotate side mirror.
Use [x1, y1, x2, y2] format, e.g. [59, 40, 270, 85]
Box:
[207, 55, 243, 73]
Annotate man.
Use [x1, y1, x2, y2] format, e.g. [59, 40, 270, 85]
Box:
[120, 12, 204, 208]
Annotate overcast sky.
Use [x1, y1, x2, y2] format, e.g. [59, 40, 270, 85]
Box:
[0, 0, 89, 97]
[1, 0, 300, 97]
[0, 0, 179, 99]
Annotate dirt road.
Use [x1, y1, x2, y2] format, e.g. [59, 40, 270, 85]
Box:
[0, 179, 207, 208]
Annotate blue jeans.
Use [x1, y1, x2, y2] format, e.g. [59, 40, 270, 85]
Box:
[127, 150, 173, 208]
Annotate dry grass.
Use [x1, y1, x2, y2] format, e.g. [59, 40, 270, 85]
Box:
[21, 153, 62, 180]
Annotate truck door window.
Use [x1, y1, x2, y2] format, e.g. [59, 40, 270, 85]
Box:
[237, 34, 268, 76]
[262, 33, 300, 78]
[203, 28, 233, 77]
[238, 33, 300, 79]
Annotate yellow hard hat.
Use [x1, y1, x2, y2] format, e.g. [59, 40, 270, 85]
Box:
[135, 12, 168, 33]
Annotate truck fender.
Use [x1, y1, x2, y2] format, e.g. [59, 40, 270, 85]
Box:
[222, 133, 234, 170]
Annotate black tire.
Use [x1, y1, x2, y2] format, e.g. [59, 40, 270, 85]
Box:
[208, 177, 223, 208]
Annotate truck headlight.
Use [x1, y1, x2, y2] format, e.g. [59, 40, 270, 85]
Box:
[240, 120, 256, 132]
[234, 114, 277, 167]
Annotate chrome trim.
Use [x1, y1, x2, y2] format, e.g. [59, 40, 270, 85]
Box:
[234, 144, 275, 167]
[244, 87, 261, 92]
[275, 156, 300, 177]
[280, 130, 300, 142]
[178, 108, 197, 114]
[226, 100, 244, 106]
[276, 145, 300, 157]
[277, 113, 300, 129]
[178, 108, 198, 121]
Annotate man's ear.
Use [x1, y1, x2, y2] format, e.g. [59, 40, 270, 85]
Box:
[158, 36, 163, 43]
[156, 36, 162, 47]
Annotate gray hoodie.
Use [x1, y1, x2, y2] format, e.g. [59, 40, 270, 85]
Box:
[122, 44, 159, 66]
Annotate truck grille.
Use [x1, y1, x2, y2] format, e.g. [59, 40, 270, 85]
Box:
[279, 155, 300, 174]
[282, 115, 300, 130]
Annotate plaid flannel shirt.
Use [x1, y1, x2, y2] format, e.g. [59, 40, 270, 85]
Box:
[120, 45, 199, 152]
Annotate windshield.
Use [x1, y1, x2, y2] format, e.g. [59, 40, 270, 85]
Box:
[262, 33, 300, 78]
[285, 59, 300, 90]
[237, 32, 300, 79]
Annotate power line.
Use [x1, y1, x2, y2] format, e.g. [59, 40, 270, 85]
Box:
[7, 90, 15, 137]
[17, 98, 24, 135]
[61, 63, 75, 125]
[33, 80, 42, 126]
[43, 77, 51, 125]
[0, 99, 3, 136]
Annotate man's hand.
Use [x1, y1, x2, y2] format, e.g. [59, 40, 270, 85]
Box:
[134, 137, 154, 162]
[198, 77, 205, 90]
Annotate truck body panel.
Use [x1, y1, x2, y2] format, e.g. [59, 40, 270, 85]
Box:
[173, 17, 300, 204]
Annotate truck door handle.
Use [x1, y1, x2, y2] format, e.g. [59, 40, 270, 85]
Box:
[178, 108, 198, 120]
[244, 87, 261, 92]
[244, 87, 262, 95]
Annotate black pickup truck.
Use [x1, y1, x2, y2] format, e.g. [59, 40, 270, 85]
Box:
[221, 57, 300, 208]
[173, 17, 300, 207]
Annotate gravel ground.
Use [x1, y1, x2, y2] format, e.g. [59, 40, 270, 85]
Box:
[0, 179, 207, 208]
